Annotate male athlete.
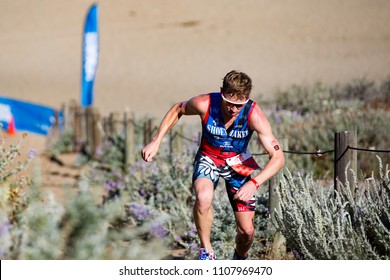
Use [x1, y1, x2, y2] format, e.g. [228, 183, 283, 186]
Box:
[142, 70, 285, 260]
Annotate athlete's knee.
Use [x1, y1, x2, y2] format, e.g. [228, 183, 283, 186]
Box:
[236, 221, 255, 238]
[195, 192, 213, 213]
[193, 178, 214, 213]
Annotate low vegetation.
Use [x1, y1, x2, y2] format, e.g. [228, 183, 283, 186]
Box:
[1, 77, 389, 259]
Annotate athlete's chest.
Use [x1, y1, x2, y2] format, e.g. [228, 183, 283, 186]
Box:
[205, 107, 248, 138]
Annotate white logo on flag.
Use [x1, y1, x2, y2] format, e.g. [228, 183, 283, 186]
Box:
[84, 32, 99, 81]
[0, 104, 13, 122]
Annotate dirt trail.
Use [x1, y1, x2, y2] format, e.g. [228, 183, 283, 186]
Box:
[39, 153, 82, 203]
[3, 132, 90, 203]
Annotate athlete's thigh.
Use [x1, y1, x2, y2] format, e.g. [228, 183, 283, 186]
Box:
[192, 151, 219, 187]
[234, 211, 255, 232]
[223, 170, 256, 212]
[193, 177, 215, 204]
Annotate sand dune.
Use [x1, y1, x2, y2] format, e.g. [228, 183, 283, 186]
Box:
[1, 0, 390, 204]
[1, 0, 390, 151]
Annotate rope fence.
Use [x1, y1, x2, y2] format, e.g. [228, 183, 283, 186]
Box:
[168, 131, 390, 157]
[59, 102, 389, 188]
[57, 103, 389, 260]
[253, 149, 335, 156]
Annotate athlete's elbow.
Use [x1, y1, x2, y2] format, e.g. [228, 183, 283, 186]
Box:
[275, 153, 285, 170]
[174, 102, 186, 115]
[281, 154, 286, 167]
[280, 155, 286, 168]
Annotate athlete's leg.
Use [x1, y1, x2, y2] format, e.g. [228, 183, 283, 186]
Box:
[193, 177, 215, 253]
[223, 169, 255, 259]
[234, 211, 255, 258]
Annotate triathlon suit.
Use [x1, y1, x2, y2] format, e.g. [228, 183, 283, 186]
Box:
[192, 92, 257, 212]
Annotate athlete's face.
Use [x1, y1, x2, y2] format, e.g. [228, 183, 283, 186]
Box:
[221, 92, 249, 116]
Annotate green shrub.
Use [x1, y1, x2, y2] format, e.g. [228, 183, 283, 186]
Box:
[260, 77, 390, 178]
[274, 157, 390, 259]
[3, 76, 388, 260]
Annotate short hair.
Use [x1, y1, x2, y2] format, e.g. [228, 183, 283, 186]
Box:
[221, 70, 252, 99]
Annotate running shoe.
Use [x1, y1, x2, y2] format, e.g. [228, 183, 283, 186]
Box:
[198, 248, 216, 260]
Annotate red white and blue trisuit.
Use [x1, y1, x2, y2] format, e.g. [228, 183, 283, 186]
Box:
[192, 92, 258, 212]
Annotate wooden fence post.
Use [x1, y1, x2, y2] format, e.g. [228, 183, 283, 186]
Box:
[45, 108, 61, 151]
[85, 107, 93, 155]
[124, 109, 136, 166]
[64, 99, 78, 132]
[101, 116, 109, 137]
[112, 112, 122, 136]
[268, 138, 288, 258]
[334, 131, 357, 190]
[74, 106, 86, 151]
[104, 112, 114, 138]
[144, 118, 153, 146]
[92, 108, 101, 157]
[171, 125, 183, 156]
[85, 106, 101, 158]
[104, 112, 119, 137]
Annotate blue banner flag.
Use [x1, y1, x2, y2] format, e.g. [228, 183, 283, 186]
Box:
[0, 96, 59, 136]
[81, 3, 99, 108]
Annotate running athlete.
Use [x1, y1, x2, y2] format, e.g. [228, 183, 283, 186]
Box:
[141, 70, 285, 260]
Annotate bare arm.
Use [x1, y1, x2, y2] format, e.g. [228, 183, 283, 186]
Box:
[234, 104, 285, 201]
[141, 94, 209, 162]
[249, 105, 285, 185]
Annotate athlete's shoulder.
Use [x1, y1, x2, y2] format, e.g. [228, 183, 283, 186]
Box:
[250, 101, 265, 116]
[192, 93, 211, 103]
[248, 102, 270, 130]
[186, 93, 211, 115]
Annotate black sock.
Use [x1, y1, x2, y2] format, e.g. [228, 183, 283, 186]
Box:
[234, 250, 248, 260]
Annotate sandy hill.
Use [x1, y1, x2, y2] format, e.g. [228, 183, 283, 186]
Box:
[1, 0, 389, 154]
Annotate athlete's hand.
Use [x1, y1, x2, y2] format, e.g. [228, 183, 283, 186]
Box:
[233, 180, 257, 201]
[141, 140, 160, 162]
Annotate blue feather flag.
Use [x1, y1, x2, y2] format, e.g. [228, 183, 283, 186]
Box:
[81, 3, 99, 108]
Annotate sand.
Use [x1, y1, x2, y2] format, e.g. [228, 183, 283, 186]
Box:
[1, 0, 390, 154]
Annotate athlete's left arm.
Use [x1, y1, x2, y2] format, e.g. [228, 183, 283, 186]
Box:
[250, 104, 285, 185]
[233, 104, 285, 201]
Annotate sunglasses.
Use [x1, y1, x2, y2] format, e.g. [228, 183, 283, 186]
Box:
[221, 93, 249, 109]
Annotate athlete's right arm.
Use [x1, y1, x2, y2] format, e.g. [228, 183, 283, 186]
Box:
[141, 94, 209, 162]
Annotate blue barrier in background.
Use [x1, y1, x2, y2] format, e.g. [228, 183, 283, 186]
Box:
[0, 96, 60, 136]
